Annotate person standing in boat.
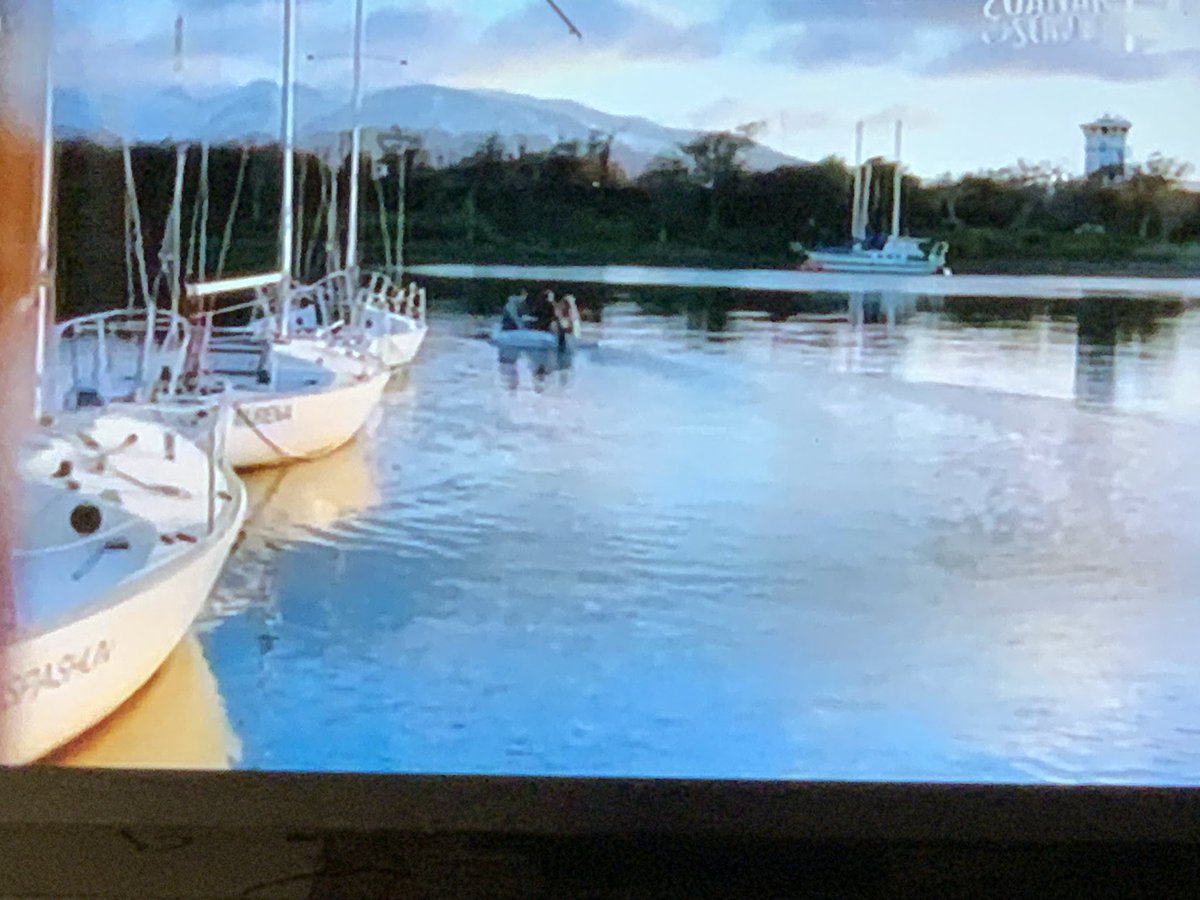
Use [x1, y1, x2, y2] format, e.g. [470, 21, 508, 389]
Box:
[500, 291, 527, 331]
[526, 289, 558, 332]
[553, 294, 577, 352]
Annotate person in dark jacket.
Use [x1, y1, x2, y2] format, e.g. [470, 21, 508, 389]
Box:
[526, 290, 558, 332]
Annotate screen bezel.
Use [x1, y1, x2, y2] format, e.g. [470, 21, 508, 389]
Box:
[1, 769, 1197, 842]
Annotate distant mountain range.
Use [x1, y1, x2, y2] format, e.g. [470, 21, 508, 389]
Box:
[54, 81, 801, 176]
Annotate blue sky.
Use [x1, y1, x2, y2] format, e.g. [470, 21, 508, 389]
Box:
[55, 0, 1200, 176]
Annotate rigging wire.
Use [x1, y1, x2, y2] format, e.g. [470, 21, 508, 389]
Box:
[544, 0, 583, 39]
[215, 148, 250, 280]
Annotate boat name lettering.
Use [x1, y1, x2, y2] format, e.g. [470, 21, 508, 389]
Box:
[238, 404, 294, 428]
[981, 0, 1115, 47]
[1, 641, 114, 710]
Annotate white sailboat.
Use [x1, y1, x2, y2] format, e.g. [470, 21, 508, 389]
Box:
[9, 409, 247, 765]
[791, 121, 950, 276]
[2, 1, 247, 765]
[281, 0, 429, 369]
[54, 0, 391, 471]
[183, 274, 390, 471]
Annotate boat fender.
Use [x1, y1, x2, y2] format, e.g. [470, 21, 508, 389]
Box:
[70, 503, 103, 536]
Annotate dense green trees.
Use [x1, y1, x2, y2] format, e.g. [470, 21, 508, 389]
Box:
[53, 134, 1200, 315]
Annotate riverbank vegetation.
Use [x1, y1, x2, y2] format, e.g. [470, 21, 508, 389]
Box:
[56, 135, 1200, 314]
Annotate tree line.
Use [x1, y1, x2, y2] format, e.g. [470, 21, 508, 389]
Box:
[54, 132, 1200, 315]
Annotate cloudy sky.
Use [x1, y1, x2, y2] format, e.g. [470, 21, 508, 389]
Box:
[55, 0, 1200, 177]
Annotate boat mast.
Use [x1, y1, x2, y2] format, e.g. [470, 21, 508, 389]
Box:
[850, 120, 865, 244]
[325, 141, 341, 275]
[859, 158, 873, 246]
[891, 120, 903, 238]
[345, 0, 365, 282]
[278, 0, 295, 289]
[279, 0, 297, 306]
[34, 14, 56, 420]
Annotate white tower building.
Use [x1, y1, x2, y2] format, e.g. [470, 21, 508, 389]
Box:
[1081, 114, 1131, 179]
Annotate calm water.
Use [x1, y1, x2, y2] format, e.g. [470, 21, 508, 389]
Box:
[128, 286, 1200, 783]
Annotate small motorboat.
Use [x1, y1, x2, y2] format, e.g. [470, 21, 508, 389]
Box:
[4, 408, 247, 764]
[490, 290, 582, 353]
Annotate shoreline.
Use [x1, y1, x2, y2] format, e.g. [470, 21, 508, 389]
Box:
[406, 253, 1200, 282]
[407, 263, 1200, 301]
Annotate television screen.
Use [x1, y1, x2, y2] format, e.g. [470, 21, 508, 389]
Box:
[3, 0, 1199, 786]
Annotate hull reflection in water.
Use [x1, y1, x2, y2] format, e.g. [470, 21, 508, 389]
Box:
[49, 635, 240, 770]
[241, 435, 380, 541]
[498, 346, 574, 392]
[207, 437, 380, 626]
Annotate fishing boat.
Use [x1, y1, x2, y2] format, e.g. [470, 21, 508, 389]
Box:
[54, 0, 391, 470]
[791, 121, 950, 276]
[491, 290, 582, 352]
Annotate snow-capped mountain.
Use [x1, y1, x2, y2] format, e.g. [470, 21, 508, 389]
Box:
[54, 81, 799, 176]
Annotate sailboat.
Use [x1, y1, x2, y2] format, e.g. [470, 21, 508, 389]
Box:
[791, 121, 950, 276]
[2, 0, 248, 766]
[278, 0, 430, 370]
[10, 409, 247, 764]
[53, 0, 391, 471]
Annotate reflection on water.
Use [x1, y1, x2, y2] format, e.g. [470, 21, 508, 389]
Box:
[206, 436, 381, 629]
[150, 287, 1200, 782]
[49, 635, 240, 770]
[241, 437, 381, 541]
[498, 346, 574, 393]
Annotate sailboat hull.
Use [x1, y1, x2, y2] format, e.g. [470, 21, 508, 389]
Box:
[225, 370, 389, 470]
[361, 314, 428, 369]
[795, 247, 946, 276]
[2, 464, 247, 766]
[792, 241, 950, 277]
